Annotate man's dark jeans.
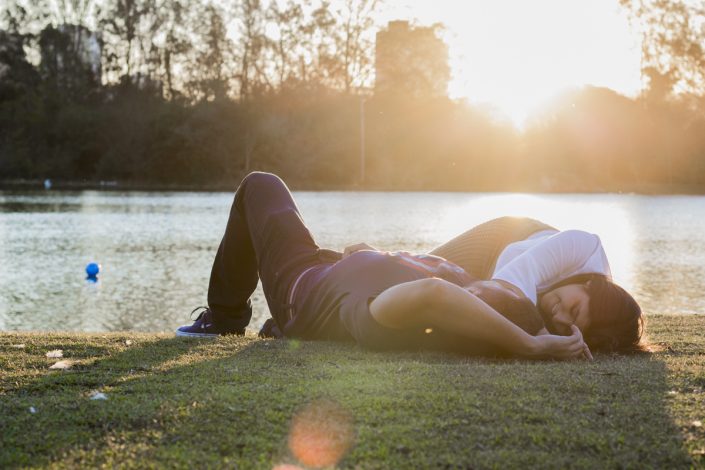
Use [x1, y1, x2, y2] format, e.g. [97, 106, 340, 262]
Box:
[207, 172, 322, 332]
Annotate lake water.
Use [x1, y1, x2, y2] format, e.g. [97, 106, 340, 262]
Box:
[1, 189, 704, 333]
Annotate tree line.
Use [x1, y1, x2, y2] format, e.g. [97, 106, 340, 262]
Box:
[1, 0, 704, 192]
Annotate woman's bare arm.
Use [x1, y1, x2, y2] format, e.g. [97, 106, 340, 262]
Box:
[369, 278, 589, 360]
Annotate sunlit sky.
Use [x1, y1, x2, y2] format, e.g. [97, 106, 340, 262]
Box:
[378, 0, 643, 126]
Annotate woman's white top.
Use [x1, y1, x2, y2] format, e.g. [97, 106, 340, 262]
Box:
[492, 229, 612, 305]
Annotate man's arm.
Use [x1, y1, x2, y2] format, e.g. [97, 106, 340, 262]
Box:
[369, 278, 590, 360]
[467, 280, 545, 335]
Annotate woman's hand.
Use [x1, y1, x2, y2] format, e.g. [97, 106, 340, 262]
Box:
[530, 325, 593, 361]
[343, 242, 377, 258]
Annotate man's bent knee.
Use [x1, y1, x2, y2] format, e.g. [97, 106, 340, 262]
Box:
[233, 172, 288, 207]
[240, 171, 284, 190]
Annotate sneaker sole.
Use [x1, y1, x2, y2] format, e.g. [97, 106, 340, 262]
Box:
[175, 329, 220, 338]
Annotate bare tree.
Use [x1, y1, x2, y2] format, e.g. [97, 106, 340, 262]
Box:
[233, 0, 269, 100]
[101, 0, 165, 87]
[46, 0, 100, 28]
[188, 2, 232, 101]
[333, 0, 380, 93]
[160, 0, 191, 100]
[297, 0, 382, 92]
[265, 0, 307, 87]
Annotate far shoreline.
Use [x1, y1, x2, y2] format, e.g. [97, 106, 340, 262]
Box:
[2, 178, 705, 196]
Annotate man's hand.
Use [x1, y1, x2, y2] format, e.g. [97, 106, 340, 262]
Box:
[343, 242, 377, 259]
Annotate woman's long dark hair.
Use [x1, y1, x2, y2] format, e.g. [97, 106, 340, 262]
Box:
[540, 274, 646, 353]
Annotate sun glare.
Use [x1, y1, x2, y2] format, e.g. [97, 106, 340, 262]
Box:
[380, 0, 642, 127]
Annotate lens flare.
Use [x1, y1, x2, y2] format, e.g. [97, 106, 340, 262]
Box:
[287, 399, 354, 468]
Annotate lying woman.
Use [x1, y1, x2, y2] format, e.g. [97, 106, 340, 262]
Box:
[429, 217, 644, 353]
[176, 172, 598, 360]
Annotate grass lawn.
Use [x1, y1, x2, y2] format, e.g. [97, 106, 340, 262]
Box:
[1, 314, 704, 469]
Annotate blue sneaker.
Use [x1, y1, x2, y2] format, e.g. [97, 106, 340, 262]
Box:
[175, 307, 246, 337]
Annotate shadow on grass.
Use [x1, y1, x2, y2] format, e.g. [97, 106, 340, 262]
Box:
[0, 335, 695, 468]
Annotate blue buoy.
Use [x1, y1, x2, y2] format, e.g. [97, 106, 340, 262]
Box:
[85, 262, 101, 279]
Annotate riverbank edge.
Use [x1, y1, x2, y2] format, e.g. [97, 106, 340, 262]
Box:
[1, 313, 704, 468]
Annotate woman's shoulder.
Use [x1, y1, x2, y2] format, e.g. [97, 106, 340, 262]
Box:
[549, 229, 602, 246]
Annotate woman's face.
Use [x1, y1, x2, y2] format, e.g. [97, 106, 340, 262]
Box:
[539, 283, 591, 335]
